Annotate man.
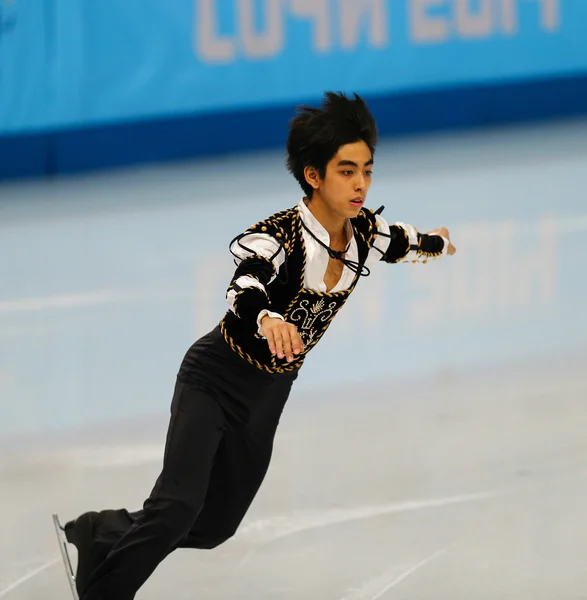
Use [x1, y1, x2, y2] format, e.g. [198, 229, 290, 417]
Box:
[57, 91, 455, 600]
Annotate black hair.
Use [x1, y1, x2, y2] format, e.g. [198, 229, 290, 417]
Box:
[286, 91, 378, 198]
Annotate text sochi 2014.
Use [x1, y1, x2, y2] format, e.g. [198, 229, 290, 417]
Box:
[195, 0, 560, 63]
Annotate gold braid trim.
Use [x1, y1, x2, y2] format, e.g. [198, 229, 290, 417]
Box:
[366, 209, 377, 247]
[264, 211, 306, 372]
[282, 210, 306, 316]
[301, 288, 350, 298]
[399, 226, 411, 262]
[219, 317, 302, 374]
[353, 208, 377, 248]
[248, 208, 297, 259]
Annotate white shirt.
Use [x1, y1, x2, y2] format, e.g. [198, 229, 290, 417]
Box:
[226, 199, 446, 331]
[229, 199, 392, 291]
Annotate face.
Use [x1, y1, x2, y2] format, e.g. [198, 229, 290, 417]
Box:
[304, 140, 374, 220]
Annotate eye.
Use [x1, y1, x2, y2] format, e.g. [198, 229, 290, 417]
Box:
[365, 170, 373, 177]
[341, 170, 354, 176]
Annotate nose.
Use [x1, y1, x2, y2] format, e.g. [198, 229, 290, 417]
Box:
[355, 173, 366, 191]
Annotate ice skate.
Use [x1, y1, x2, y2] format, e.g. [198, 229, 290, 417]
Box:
[53, 511, 101, 599]
[52, 513, 79, 599]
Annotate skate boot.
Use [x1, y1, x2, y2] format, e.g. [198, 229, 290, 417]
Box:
[63, 511, 101, 597]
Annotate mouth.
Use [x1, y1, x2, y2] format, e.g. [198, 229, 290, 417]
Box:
[350, 198, 364, 208]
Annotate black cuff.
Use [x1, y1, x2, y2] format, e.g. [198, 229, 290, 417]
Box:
[417, 234, 445, 256]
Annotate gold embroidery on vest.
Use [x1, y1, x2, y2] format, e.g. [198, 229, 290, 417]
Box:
[289, 298, 338, 345]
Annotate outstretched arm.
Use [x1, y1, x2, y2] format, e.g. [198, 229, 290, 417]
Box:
[366, 212, 456, 265]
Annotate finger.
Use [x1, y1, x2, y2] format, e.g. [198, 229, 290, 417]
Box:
[287, 327, 302, 357]
[273, 330, 284, 359]
[290, 327, 304, 354]
[281, 327, 294, 362]
[265, 328, 276, 355]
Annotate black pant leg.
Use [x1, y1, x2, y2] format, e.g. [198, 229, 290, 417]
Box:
[81, 379, 227, 600]
[179, 427, 273, 549]
[181, 373, 295, 550]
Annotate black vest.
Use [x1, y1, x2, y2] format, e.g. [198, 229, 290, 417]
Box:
[220, 205, 379, 374]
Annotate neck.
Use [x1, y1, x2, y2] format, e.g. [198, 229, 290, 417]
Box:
[304, 195, 347, 244]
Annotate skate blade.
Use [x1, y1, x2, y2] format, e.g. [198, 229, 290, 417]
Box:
[52, 513, 79, 600]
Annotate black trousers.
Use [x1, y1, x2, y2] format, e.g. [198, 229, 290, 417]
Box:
[81, 327, 298, 600]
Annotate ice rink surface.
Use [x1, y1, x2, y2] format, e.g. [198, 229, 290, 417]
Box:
[1, 119, 586, 599]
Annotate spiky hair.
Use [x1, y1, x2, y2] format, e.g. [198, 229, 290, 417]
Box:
[286, 91, 378, 197]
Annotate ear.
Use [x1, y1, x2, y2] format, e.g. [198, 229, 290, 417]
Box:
[303, 166, 321, 191]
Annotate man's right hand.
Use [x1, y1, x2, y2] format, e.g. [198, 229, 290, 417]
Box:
[260, 316, 304, 363]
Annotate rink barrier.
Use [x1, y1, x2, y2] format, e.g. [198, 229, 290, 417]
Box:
[1, 1, 587, 179]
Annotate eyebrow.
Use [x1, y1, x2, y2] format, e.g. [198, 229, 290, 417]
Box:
[337, 159, 374, 167]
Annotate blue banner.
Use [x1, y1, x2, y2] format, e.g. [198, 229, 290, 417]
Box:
[2, 0, 587, 134]
[0, 0, 52, 133]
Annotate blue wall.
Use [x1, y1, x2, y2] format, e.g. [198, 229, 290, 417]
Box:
[1, 1, 587, 179]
